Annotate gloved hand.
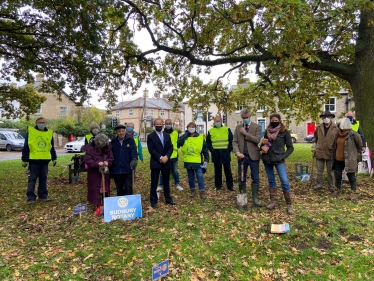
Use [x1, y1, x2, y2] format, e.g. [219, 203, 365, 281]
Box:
[53, 160, 57, 166]
[22, 162, 28, 168]
[130, 158, 138, 170]
[200, 161, 208, 169]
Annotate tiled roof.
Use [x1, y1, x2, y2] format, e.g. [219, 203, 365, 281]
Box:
[112, 97, 184, 111]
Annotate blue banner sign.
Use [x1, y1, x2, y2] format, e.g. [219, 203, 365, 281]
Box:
[103, 195, 142, 223]
[73, 204, 87, 215]
[152, 260, 169, 281]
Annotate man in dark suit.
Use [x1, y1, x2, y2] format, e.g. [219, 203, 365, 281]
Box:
[147, 118, 177, 208]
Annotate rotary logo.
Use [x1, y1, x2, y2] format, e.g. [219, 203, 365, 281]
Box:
[37, 140, 46, 148]
[117, 197, 128, 208]
[162, 264, 168, 271]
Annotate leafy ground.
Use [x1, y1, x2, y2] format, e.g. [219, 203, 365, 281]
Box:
[1, 143, 374, 280]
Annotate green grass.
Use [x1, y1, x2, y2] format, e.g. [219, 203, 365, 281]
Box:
[0, 143, 374, 280]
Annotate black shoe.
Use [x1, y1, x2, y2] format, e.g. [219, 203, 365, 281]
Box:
[166, 201, 177, 205]
[151, 203, 157, 209]
[214, 187, 222, 191]
[227, 187, 236, 191]
[39, 198, 52, 202]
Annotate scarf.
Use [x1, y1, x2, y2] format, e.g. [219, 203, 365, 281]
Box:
[267, 125, 281, 142]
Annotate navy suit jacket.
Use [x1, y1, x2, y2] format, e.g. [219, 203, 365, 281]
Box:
[147, 131, 173, 169]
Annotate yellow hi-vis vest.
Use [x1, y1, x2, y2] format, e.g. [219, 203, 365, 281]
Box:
[133, 136, 139, 152]
[352, 120, 359, 132]
[85, 133, 94, 144]
[28, 126, 53, 160]
[170, 130, 179, 159]
[209, 126, 229, 149]
[182, 134, 204, 163]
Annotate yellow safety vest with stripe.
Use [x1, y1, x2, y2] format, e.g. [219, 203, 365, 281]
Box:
[85, 133, 94, 144]
[28, 126, 53, 160]
[352, 121, 359, 132]
[209, 126, 229, 149]
[134, 136, 139, 152]
[170, 130, 179, 159]
[182, 135, 204, 163]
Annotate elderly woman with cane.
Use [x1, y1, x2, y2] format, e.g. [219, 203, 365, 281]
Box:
[332, 118, 362, 200]
[84, 133, 114, 216]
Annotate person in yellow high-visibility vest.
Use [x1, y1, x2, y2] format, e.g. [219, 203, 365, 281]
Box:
[178, 122, 209, 199]
[206, 115, 234, 192]
[126, 122, 144, 163]
[157, 119, 183, 192]
[21, 117, 57, 204]
[84, 122, 100, 146]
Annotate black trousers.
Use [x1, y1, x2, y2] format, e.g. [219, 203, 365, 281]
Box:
[150, 167, 173, 205]
[214, 162, 234, 189]
[26, 161, 49, 201]
[112, 174, 133, 196]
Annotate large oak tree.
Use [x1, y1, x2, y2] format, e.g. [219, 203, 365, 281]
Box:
[2, 0, 374, 148]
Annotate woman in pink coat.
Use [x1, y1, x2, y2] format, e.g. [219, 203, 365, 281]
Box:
[84, 133, 114, 215]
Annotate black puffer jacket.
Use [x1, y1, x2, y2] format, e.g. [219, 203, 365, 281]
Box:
[261, 129, 294, 164]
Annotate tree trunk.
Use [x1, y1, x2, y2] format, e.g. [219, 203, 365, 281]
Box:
[351, 9, 374, 155]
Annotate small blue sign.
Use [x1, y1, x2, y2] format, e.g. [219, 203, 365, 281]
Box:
[103, 195, 142, 223]
[73, 204, 87, 215]
[152, 260, 169, 281]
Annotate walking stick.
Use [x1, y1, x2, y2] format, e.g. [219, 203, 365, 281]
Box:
[132, 169, 135, 194]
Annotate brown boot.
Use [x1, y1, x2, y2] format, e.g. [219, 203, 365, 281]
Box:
[266, 188, 278, 209]
[199, 190, 207, 199]
[283, 191, 294, 215]
[348, 191, 357, 200]
[190, 189, 197, 198]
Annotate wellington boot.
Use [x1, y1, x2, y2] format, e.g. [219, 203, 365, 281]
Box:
[283, 191, 294, 215]
[94, 205, 101, 216]
[199, 190, 207, 200]
[251, 184, 262, 207]
[190, 189, 197, 198]
[266, 188, 278, 209]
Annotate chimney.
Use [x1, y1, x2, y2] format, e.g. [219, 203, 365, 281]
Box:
[36, 73, 44, 82]
[10, 83, 17, 88]
[162, 94, 169, 99]
[143, 88, 149, 102]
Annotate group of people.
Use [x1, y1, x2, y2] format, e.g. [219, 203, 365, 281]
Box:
[21, 108, 365, 215]
[313, 110, 365, 200]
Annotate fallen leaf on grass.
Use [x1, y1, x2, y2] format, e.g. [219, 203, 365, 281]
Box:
[83, 253, 94, 261]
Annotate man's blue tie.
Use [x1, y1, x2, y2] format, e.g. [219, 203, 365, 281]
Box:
[160, 133, 164, 146]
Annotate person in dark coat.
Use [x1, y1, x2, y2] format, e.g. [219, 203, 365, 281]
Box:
[111, 124, 138, 196]
[178, 122, 210, 199]
[206, 115, 234, 191]
[84, 133, 114, 216]
[260, 113, 294, 215]
[147, 118, 176, 209]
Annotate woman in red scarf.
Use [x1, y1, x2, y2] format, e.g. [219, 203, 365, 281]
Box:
[260, 113, 295, 214]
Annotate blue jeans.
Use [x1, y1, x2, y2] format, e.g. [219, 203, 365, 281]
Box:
[264, 163, 291, 191]
[237, 156, 260, 184]
[187, 168, 205, 191]
[159, 160, 180, 186]
[26, 161, 49, 201]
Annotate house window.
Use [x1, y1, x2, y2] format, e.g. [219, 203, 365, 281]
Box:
[170, 111, 173, 119]
[145, 108, 148, 116]
[324, 97, 336, 112]
[128, 109, 133, 116]
[60, 106, 67, 116]
[35, 107, 42, 115]
[150, 109, 154, 116]
[257, 106, 265, 112]
[116, 110, 120, 117]
[160, 109, 165, 116]
[236, 104, 245, 113]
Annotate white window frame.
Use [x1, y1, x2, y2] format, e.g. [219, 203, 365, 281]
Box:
[128, 109, 133, 116]
[257, 106, 265, 113]
[324, 97, 336, 112]
[35, 107, 42, 115]
[60, 106, 67, 116]
[116, 110, 120, 117]
[235, 104, 245, 113]
[169, 111, 173, 119]
[150, 109, 154, 116]
[160, 109, 165, 116]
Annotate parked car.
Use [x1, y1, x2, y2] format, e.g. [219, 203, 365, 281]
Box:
[289, 131, 298, 143]
[0, 130, 25, 151]
[305, 134, 315, 143]
[64, 137, 85, 153]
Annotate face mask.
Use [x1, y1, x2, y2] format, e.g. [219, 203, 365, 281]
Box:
[215, 122, 221, 128]
[346, 116, 353, 123]
[165, 125, 172, 130]
[92, 129, 99, 135]
[37, 124, 46, 130]
[126, 127, 134, 133]
[270, 122, 280, 128]
[188, 128, 196, 134]
[323, 118, 331, 124]
[155, 126, 163, 132]
[242, 118, 250, 125]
